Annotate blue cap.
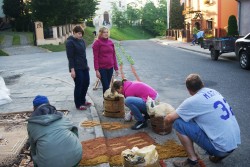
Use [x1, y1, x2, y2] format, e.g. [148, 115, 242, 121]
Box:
[33, 95, 49, 107]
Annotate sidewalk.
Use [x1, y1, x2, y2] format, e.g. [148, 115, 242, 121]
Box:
[151, 38, 211, 55]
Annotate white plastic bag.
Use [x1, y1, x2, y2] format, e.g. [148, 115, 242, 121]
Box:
[0, 76, 12, 105]
[122, 145, 159, 166]
[146, 96, 156, 116]
[135, 145, 159, 165]
[146, 96, 175, 117]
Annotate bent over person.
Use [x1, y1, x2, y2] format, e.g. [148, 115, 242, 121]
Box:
[27, 95, 82, 167]
[112, 79, 158, 130]
[165, 74, 241, 167]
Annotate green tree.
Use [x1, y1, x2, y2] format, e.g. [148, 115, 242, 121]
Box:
[169, 0, 184, 29]
[141, 2, 157, 35]
[30, 0, 98, 27]
[153, 0, 167, 35]
[111, 0, 168, 36]
[2, 0, 21, 18]
[126, 6, 141, 26]
[227, 15, 238, 36]
[3, 0, 32, 31]
[111, 3, 127, 28]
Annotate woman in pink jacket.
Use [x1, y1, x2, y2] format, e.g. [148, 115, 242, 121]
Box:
[112, 79, 158, 130]
[92, 27, 119, 94]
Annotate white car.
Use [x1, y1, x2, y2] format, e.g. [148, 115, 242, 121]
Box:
[235, 33, 250, 70]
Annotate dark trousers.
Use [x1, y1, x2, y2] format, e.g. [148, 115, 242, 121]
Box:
[192, 34, 197, 45]
[74, 69, 90, 108]
[99, 68, 113, 94]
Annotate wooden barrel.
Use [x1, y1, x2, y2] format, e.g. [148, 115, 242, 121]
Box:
[103, 97, 125, 118]
[150, 116, 172, 135]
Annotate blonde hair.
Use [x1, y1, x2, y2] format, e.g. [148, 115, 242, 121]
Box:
[98, 27, 109, 38]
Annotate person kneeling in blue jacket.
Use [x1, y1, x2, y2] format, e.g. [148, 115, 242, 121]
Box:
[27, 95, 82, 167]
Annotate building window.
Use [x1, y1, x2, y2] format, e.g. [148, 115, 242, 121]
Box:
[207, 20, 213, 29]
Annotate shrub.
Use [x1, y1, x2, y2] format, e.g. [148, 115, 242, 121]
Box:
[227, 15, 238, 36]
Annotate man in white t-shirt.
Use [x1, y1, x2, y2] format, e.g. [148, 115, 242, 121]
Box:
[165, 74, 241, 167]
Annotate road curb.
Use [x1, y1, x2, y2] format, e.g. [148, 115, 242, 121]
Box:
[178, 46, 210, 55]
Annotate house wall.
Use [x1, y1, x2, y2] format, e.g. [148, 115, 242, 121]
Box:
[239, 0, 250, 36]
[220, 0, 237, 30]
[200, 0, 218, 30]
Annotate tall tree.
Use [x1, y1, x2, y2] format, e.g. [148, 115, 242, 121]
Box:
[30, 0, 98, 27]
[153, 0, 167, 35]
[126, 6, 141, 26]
[3, 0, 31, 31]
[141, 2, 158, 35]
[2, 0, 23, 18]
[111, 3, 127, 28]
[169, 0, 184, 29]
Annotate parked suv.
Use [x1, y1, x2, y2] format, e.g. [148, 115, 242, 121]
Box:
[235, 33, 250, 70]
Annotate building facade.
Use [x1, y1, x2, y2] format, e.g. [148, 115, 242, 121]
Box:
[182, 0, 238, 37]
[236, 0, 250, 36]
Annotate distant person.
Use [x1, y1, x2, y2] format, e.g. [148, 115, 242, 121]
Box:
[66, 26, 91, 110]
[92, 27, 119, 94]
[27, 95, 82, 167]
[92, 30, 97, 37]
[196, 30, 204, 45]
[191, 25, 199, 46]
[165, 74, 241, 167]
[112, 79, 158, 130]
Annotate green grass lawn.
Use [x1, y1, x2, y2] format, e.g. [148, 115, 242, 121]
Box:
[24, 32, 34, 45]
[12, 34, 21, 45]
[110, 26, 154, 41]
[40, 43, 66, 52]
[0, 49, 9, 56]
[84, 26, 96, 46]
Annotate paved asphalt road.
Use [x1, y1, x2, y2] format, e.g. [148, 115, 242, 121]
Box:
[0, 39, 249, 167]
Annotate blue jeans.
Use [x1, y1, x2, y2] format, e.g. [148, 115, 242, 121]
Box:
[74, 69, 90, 108]
[99, 68, 113, 94]
[125, 97, 148, 122]
[173, 118, 232, 157]
[192, 34, 197, 45]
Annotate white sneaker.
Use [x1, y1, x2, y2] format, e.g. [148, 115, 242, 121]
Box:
[124, 112, 132, 122]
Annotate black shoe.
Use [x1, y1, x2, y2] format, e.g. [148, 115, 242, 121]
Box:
[143, 113, 150, 120]
[131, 121, 147, 130]
[173, 158, 200, 167]
[209, 155, 227, 163]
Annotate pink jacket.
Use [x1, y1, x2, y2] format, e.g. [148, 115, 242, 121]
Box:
[123, 81, 157, 102]
[92, 38, 118, 71]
